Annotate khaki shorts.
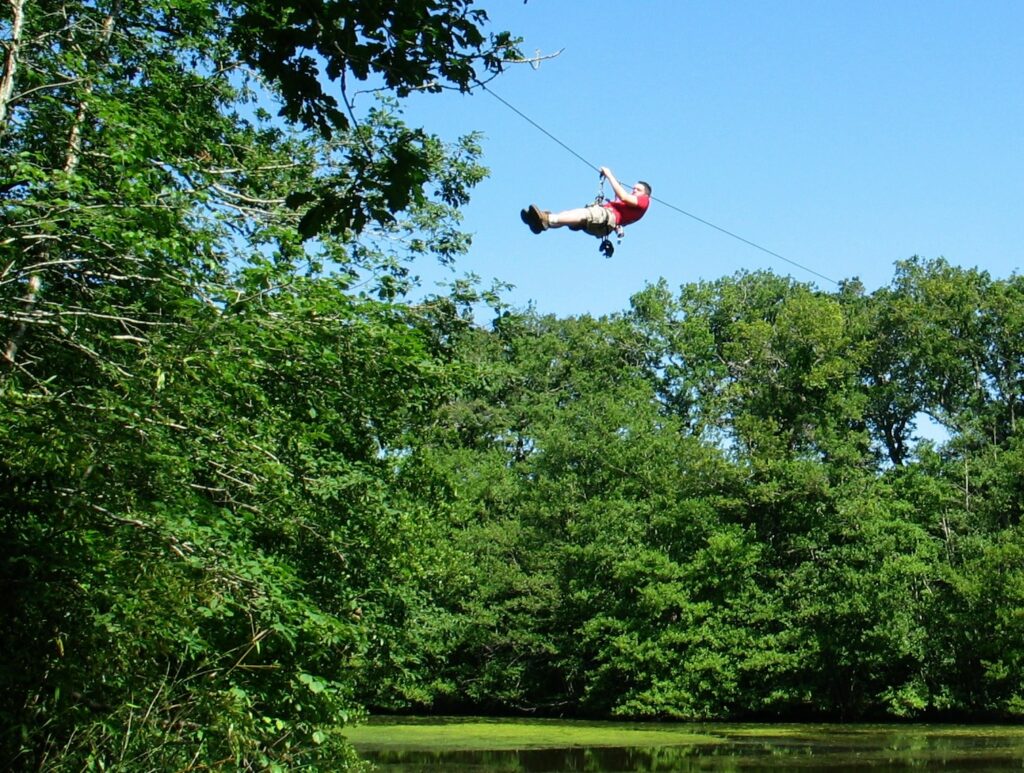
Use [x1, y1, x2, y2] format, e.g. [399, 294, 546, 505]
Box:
[580, 204, 616, 237]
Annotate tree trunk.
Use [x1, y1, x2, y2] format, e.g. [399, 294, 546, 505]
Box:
[64, 9, 118, 173]
[0, 0, 26, 134]
[5, 4, 119, 365]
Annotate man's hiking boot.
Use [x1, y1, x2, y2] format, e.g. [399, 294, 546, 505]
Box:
[528, 205, 549, 231]
[520, 208, 542, 234]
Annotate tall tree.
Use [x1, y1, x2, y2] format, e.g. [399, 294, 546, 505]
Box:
[1, 0, 510, 768]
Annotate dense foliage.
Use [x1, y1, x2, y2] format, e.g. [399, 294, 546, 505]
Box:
[381, 263, 1024, 723]
[4, 1, 1024, 770]
[1, 0, 510, 769]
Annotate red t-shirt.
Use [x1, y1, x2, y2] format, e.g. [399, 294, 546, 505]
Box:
[604, 195, 650, 226]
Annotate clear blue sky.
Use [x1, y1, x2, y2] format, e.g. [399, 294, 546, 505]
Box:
[387, 0, 1024, 318]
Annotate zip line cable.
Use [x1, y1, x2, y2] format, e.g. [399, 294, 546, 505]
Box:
[476, 82, 839, 287]
[478, 82, 598, 172]
[649, 198, 839, 286]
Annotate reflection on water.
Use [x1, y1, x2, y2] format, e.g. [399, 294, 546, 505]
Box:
[354, 720, 1024, 772]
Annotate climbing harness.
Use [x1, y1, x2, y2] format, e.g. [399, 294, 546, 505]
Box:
[593, 173, 607, 206]
[592, 173, 621, 259]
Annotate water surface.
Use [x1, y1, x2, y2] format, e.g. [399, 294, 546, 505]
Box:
[345, 716, 1024, 771]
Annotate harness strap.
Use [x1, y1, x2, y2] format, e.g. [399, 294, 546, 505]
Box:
[593, 173, 606, 205]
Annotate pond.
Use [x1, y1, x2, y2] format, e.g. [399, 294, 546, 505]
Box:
[344, 716, 1024, 771]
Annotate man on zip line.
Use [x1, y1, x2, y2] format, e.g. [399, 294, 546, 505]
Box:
[521, 166, 652, 238]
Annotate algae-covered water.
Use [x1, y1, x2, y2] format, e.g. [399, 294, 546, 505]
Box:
[345, 716, 1024, 771]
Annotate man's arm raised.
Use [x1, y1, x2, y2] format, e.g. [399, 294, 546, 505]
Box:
[599, 166, 639, 206]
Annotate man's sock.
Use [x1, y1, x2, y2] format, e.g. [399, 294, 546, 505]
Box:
[548, 214, 560, 224]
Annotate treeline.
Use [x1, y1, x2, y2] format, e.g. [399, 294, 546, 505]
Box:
[4, 1, 1024, 770]
[363, 262, 1024, 725]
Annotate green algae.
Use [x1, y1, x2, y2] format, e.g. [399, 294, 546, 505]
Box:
[345, 717, 1024, 771]
[344, 716, 721, 751]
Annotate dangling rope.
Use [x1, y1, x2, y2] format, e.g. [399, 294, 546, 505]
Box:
[475, 81, 839, 286]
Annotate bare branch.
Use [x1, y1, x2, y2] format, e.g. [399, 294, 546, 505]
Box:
[503, 48, 565, 70]
[209, 182, 285, 206]
[10, 77, 87, 103]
